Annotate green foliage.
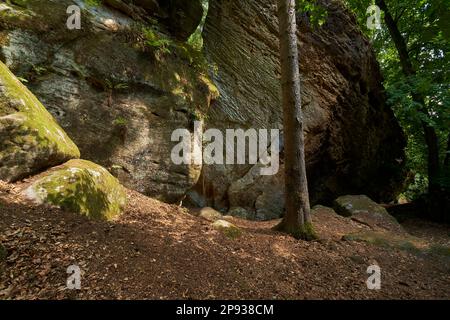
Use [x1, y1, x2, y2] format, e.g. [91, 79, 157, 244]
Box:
[112, 116, 128, 127]
[105, 79, 128, 91]
[275, 221, 318, 241]
[345, 0, 450, 200]
[401, 173, 429, 201]
[122, 17, 215, 75]
[187, 0, 209, 50]
[17, 76, 28, 83]
[85, 0, 102, 7]
[143, 27, 174, 55]
[297, 0, 328, 27]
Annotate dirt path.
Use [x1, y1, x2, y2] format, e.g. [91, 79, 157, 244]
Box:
[0, 182, 449, 300]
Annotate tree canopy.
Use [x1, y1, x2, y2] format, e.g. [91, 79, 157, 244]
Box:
[345, 0, 450, 201]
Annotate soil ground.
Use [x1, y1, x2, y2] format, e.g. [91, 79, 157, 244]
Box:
[0, 181, 449, 300]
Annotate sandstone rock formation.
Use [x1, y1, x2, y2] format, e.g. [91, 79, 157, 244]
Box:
[1, 0, 406, 220]
[24, 159, 127, 221]
[0, 0, 216, 203]
[187, 0, 405, 218]
[212, 219, 241, 238]
[334, 195, 405, 234]
[103, 0, 204, 40]
[198, 206, 223, 222]
[0, 61, 80, 182]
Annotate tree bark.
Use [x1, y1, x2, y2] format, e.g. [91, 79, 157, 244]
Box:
[275, 0, 315, 240]
[445, 133, 450, 168]
[376, 0, 441, 193]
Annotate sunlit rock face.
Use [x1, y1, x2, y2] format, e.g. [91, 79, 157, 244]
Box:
[24, 159, 127, 221]
[0, 0, 216, 203]
[190, 0, 405, 219]
[0, 61, 80, 182]
[0, 0, 405, 220]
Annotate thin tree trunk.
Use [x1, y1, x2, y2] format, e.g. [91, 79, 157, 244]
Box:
[275, 0, 315, 240]
[376, 0, 440, 193]
[444, 133, 450, 168]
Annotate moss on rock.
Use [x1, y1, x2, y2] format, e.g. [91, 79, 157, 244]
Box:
[334, 195, 386, 217]
[274, 221, 318, 241]
[0, 61, 80, 182]
[199, 207, 222, 222]
[333, 195, 404, 234]
[24, 159, 127, 221]
[212, 219, 242, 239]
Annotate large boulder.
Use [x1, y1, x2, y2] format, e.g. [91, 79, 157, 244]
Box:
[198, 206, 223, 222]
[212, 219, 241, 238]
[0, 0, 217, 203]
[1, 0, 405, 221]
[24, 159, 127, 221]
[334, 195, 405, 234]
[0, 61, 80, 182]
[186, 0, 406, 219]
[157, 0, 204, 40]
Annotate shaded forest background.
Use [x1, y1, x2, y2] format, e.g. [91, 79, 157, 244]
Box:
[296, 0, 449, 222]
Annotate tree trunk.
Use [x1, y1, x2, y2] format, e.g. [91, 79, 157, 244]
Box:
[445, 133, 450, 168]
[376, 0, 441, 193]
[275, 0, 315, 240]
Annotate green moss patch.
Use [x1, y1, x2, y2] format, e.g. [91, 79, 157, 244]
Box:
[342, 231, 450, 259]
[0, 61, 80, 181]
[199, 207, 223, 222]
[25, 159, 127, 221]
[212, 220, 242, 239]
[274, 220, 318, 241]
[333, 195, 404, 234]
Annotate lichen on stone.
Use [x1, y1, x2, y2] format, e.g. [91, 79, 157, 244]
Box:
[0, 61, 80, 182]
[24, 159, 127, 221]
[212, 219, 242, 239]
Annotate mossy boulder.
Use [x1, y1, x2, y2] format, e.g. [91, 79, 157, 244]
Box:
[0, 61, 80, 182]
[24, 160, 127, 221]
[334, 195, 405, 234]
[212, 220, 242, 239]
[311, 205, 337, 216]
[0, 1, 218, 204]
[228, 207, 251, 219]
[198, 207, 223, 222]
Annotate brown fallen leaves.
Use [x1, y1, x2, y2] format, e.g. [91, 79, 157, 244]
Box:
[0, 181, 449, 300]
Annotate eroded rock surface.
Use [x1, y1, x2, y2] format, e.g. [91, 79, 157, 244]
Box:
[189, 0, 405, 219]
[334, 195, 405, 234]
[0, 61, 80, 182]
[0, 0, 216, 203]
[1, 0, 406, 220]
[24, 159, 127, 221]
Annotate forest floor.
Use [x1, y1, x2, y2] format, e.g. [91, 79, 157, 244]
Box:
[0, 181, 449, 300]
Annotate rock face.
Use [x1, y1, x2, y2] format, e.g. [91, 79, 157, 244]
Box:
[103, 0, 204, 40]
[187, 0, 406, 219]
[334, 195, 405, 234]
[1, 0, 406, 221]
[0, 61, 80, 182]
[24, 159, 127, 221]
[157, 0, 204, 40]
[0, 0, 216, 203]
